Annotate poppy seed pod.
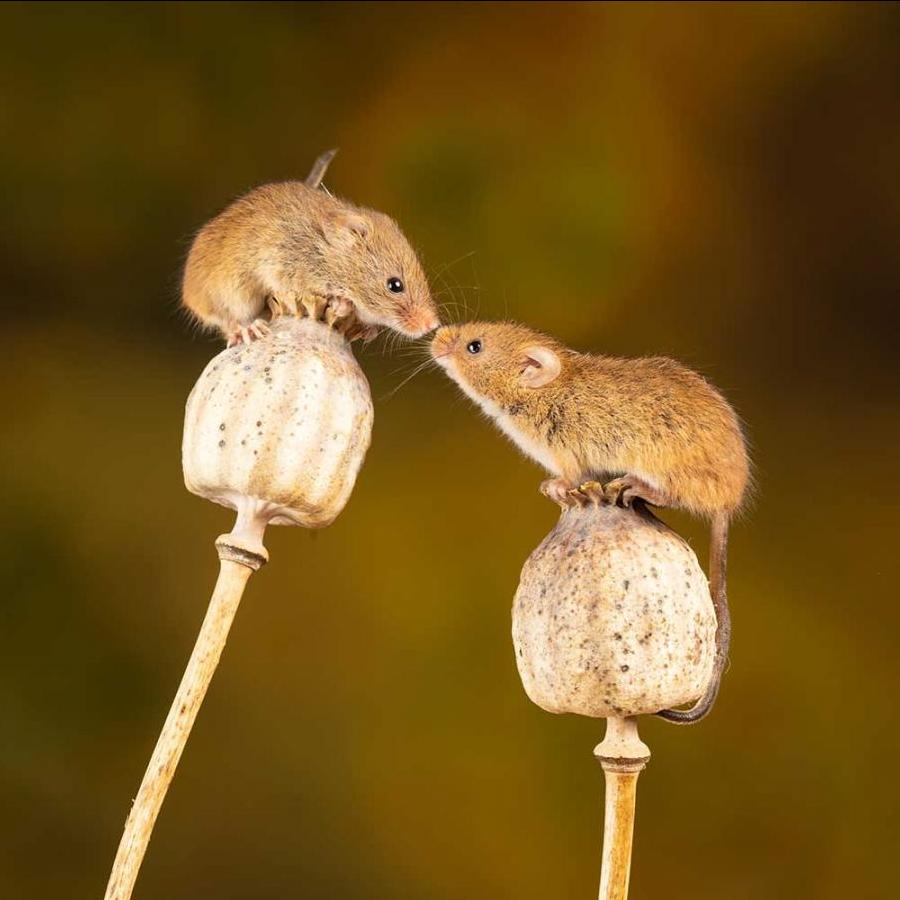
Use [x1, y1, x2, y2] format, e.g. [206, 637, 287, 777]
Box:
[183, 316, 374, 528]
[106, 314, 374, 900]
[513, 492, 716, 718]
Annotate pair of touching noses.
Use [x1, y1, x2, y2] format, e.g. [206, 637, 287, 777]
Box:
[182, 151, 750, 724]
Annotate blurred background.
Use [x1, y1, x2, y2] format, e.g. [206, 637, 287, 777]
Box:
[2, 2, 898, 898]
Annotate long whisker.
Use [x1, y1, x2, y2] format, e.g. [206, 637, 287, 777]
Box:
[428, 249, 477, 281]
[380, 357, 438, 401]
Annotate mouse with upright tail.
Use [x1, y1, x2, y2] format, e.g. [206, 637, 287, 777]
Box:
[182, 150, 440, 346]
[431, 321, 750, 723]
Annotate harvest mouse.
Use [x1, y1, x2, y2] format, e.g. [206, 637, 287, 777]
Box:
[182, 150, 440, 346]
[431, 321, 750, 724]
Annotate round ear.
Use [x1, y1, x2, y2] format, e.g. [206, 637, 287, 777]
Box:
[519, 345, 561, 388]
[325, 210, 371, 246]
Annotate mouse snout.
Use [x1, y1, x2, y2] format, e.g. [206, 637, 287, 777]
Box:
[403, 306, 441, 338]
[430, 325, 460, 360]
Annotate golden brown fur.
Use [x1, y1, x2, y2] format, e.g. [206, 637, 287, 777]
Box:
[432, 321, 750, 724]
[182, 172, 438, 342]
[431, 322, 749, 517]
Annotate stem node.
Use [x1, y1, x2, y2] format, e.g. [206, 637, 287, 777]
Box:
[594, 717, 649, 900]
[103, 507, 269, 900]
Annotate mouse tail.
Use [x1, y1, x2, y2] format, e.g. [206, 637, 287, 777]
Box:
[655, 511, 731, 725]
[305, 148, 338, 189]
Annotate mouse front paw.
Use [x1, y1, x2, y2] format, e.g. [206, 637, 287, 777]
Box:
[324, 296, 355, 327]
[321, 297, 380, 343]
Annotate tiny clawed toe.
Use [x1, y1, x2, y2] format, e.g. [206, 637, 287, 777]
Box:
[541, 477, 637, 510]
[601, 478, 631, 508]
[541, 478, 598, 509]
[576, 481, 606, 504]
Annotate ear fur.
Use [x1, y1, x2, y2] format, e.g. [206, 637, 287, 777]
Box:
[325, 210, 371, 245]
[519, 345, 561, 388]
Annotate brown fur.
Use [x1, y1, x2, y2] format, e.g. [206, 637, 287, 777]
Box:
[432, 321, 751, 724]
[182, 164, 439, 342]
[431, 321, 749, 516]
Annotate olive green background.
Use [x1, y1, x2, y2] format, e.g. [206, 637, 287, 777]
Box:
[2, 3, 898, 898]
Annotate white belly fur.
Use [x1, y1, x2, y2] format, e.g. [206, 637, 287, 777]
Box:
[459, 383, 561, 475]
[452, 374, 665, 491]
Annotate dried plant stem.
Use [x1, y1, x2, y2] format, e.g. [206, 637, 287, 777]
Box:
[104, 501, 270, 900]
[594, 717, 650, 900]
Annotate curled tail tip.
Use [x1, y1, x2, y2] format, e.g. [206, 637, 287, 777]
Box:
[655, 689, 719, 725]
[655, 704, 713, 725]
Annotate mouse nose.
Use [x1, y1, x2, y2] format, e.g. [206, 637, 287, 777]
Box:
[430, 325, 459, 358]
[405, 307, 441, 337]
[421, 310, 441, 333]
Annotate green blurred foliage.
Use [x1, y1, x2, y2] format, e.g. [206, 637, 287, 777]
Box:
[1, 2, 898, 898]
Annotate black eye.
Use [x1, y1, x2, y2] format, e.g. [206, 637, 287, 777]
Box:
[387, 277, 404, 293]
[466, 339, 482, 354]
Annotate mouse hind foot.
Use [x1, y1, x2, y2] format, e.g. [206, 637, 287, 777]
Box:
[226, 318, 270, 347]
[603, 475, 671, 510]
[540, 478, 607, 508]
[267, 295, 300, 319]
[540, 477, 576, 506]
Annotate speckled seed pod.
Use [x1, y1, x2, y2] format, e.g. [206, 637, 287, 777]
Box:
[513, 499, 716, 718]
[182, 317, 373, 528]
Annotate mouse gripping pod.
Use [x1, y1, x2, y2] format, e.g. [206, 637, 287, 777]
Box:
[512, 484, 716, 900]
[104, 316, 373, 900]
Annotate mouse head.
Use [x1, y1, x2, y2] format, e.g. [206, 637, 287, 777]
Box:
[322, 206, 439, 338]
[431, 321, 565, 410]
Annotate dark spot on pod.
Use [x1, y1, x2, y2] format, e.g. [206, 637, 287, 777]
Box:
[614, 633, 622, 640]
[219, 423, 226, 431]
[623, 579, 630, 590]
[256, 421, 262, 427]
[218, 440, 225, 448]
[620, 665, 630, 672]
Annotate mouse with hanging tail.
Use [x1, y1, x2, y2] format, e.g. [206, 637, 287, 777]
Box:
[182, 149, 440, 346]
[431, 321, 751, 723]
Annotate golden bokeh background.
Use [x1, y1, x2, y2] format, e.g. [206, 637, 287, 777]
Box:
[2, 3, 898, 898]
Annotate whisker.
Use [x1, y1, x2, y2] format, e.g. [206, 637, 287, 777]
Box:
[428, 249, 477, 281]
[380, 357, 438, 400]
